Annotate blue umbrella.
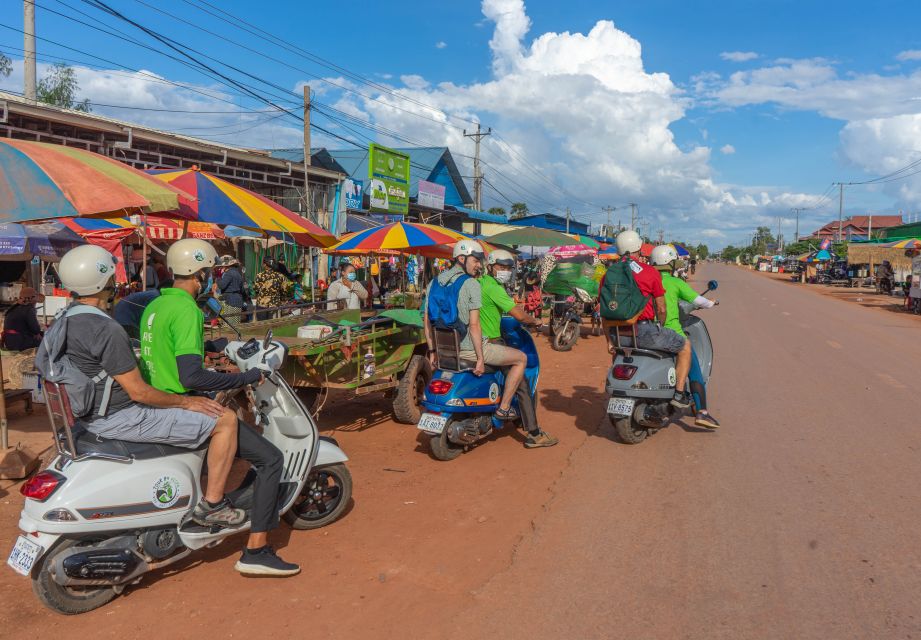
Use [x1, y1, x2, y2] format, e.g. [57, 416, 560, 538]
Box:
[671, 243, 690, 257]
[0, 222, 84, 261]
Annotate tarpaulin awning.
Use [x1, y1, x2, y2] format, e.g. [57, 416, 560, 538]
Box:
[0, 139, 194, 222]
[61, 217, 225, 241]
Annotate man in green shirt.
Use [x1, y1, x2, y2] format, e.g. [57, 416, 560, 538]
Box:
[141, 239, 299, 577]
[649, 245, 720, 429]
[480, 249, 557, 448]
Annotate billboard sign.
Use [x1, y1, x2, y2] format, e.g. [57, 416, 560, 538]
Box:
[417, 180, 445, 210]
[368, 144, 410, 215]
[343, 179, 363, 210]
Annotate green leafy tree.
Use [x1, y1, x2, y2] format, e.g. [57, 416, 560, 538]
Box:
[751, 226, 776, 254]
[720, 245, 742, 261]
[782, 240, 815, 256]
[509, 202, 529, 219]
[487, 206, 506, 216]
[37, 62, 91, 112]
[0, 53, 11, 78]
[695, 243, 709, 260]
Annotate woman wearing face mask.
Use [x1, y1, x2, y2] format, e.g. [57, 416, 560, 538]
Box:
[326, 263, 368, 311]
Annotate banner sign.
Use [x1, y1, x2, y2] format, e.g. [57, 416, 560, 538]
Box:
[417, 180, 445, 210]
[368, 144, 410, 215]
[343, 179, 363, 211]
[819, 237, 831, 250]
[370, 213, 404, 225]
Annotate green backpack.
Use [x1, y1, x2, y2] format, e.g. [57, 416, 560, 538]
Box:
[599, 260, 651, 322]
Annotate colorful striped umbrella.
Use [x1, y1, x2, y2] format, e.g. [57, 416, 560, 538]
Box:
[62, 217, 225, 241]
[327, 222, 465, 252]
[882, 238, 921, 249]
[598, 247, 620, 260]
[671, 243, 690, 257]
[0, 139, 193, 222]
[0, 221, 84, 261]
[147, 168, 336, 247]
[567, 234, 601, 248]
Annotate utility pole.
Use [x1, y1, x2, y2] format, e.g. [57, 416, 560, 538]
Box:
[777, 216, 783, 253]
[565, 207, 571, 233]
[629, 203, 638, 230]
[657, 229, 664, 244]
[463, 123, 491, 211]
[791, 207, 805, 243]
[602, 206, 615, 236]
[24, 0, 37, 103]
[836, 182, 845, 243]
[302, 84, 314, 223]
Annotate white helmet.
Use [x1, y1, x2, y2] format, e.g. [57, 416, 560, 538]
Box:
[616, 230, 643, 255]
[167, 238, 217, 277]
[487, 249, 515, 267]
[453, 239, 485, 260]
[57, 245, 119, 296]
[650, 244, 679, 267]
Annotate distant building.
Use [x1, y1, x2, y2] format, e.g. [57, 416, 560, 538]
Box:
[811, 215, 903, 241]
[508, 213, 590, 236]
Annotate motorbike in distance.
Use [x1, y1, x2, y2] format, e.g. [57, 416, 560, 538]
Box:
[604, 280, 719, 444]
[9, 326, 352, 614]
[417, 318, 539, 461]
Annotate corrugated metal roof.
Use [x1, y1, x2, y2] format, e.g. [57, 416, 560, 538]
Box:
[451, 206, 508, 224]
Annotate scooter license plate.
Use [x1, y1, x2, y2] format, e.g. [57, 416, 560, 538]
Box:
[418, 413, 448, 434]
[7, 536, 42, 577]
[607, 397, 636, 417]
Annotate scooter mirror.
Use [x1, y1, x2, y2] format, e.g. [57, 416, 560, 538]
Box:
[263, 329, 274, 350]
[707, 280, 719, 291]
[203, 297, 222, 316]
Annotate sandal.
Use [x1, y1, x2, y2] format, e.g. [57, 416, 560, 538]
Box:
[495, 406, 519, 421]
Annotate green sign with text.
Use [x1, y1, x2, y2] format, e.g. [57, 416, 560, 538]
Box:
[368, 144, 410, 215]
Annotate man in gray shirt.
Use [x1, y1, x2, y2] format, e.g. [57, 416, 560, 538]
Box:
[423, 240, 486, 374]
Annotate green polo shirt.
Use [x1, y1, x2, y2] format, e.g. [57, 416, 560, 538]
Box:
[139, 288, 204, 393]
[478, 274, 516, 339]
[660, 272, 699, 338]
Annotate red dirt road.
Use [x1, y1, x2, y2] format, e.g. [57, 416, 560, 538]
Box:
[2, 263, 921, 638]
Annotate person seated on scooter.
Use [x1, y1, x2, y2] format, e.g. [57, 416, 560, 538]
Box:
[650, 245, 720, 429]
[50, 245, 235, 514]
[424, 239, 486, 374]
[612, 231, 694, 409]
[481, 249, 558, 449]
[139, 239, 297, 577]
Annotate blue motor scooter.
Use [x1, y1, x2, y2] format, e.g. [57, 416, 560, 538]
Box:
[417, 318, 539, 461]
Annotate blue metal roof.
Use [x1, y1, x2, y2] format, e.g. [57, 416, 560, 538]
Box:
[451, 206, 508, 224]
[508, 213, 589, 235]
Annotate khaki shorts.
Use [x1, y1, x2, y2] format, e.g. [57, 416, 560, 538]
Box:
[459, 341, 524, 366]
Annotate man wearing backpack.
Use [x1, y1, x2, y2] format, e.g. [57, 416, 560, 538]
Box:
[424, 239, 487, 377]
[37, 245, 238, 517]
[602, 231, 693, 408]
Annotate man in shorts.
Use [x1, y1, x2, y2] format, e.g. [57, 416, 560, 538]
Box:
[51, 245, 236, 517]
[611, 231, 693, 408]
[479, 249, 557, 448]
[140, 239, 297, 577]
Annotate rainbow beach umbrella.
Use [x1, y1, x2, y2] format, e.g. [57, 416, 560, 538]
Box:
[0, 139, 193, 222]
[61, 216, 225, 241]
[882, 238, 921, 249]
[147, 168, 336, 247]
[328, 222, 465, 252]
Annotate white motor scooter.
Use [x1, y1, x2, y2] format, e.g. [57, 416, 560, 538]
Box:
[7, 330, 351, 615]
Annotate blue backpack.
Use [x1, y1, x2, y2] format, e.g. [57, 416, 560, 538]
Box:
[427, 273, 471, 340]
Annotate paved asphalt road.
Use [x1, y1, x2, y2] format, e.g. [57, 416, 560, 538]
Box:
[449, 263, 921, 639]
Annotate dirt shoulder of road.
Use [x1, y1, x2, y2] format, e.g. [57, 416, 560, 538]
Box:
[0, 325, 611, 639]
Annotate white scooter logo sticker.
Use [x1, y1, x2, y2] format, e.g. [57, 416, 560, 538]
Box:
[668, 367, 677, 387]
[152, 477, 181, 509]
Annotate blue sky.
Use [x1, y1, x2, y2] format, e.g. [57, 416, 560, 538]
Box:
[3, 0, 921, 247]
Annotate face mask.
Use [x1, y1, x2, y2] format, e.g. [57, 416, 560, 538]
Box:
[495, 270, 513, 284]
[346, 272, 357, 282]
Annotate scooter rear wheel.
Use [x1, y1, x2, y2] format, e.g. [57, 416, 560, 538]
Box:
[32, 537, 118, 615]
[611, 416, 648, 444]
[429, 424, 463, 461]
[551, 320, 579, 352]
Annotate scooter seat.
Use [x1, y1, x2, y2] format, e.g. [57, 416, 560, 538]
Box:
[458, 360, 498, 373]
[73, 426, 209, 460]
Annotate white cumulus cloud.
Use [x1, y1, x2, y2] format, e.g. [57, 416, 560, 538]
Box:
[720, 51, 759, 62]
[720, 144, 736, 155]
[435, 41, 447, 49]
[896, 50, 921, 62]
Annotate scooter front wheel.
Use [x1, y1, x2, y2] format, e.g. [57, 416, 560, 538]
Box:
[551, 320, 579, 352]
[611, 416, 648, 444]
[284, 463, 353, 530]
[32, 538, 118, 615]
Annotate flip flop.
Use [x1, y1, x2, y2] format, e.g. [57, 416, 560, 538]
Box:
[495, 406, 519, 421]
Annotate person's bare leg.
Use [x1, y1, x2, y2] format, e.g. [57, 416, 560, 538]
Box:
[675, 340, 692, 390]
[247, 532, 267, 549]
[204, 408, 238, 504]
[498, 352, 527, 411]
